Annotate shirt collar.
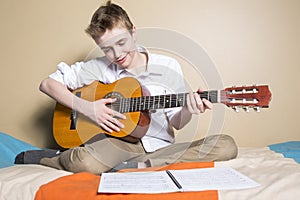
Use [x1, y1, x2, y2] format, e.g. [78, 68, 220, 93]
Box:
[113, 45, 163, 77]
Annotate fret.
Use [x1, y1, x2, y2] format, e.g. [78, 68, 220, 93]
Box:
[157, 95, 161, 109]
[207, 91, 210, 101]
[172, 94, 176, 107]
[197, 91, 218, 103]
[154, 95, 161, 109]
[152, 96, 155, 110]
[134, 97, 137, 112]
[199, 91, 207, 99]
[145, 96, 147, 110]
[135, 97, 138, 112]
[133, 98, 136, 112]
[128, 98, 132, 112]
[129, 98, 132, 112]
[139, 97, 142, 111]
[147, 96, 151, 110]
[178, 93, 184, 107]
[208, 90, 218, 103]
[175, 94, 178, 107]
[131, 97, 135, 112]
[213, 90, 218, 103]
[164, 95, 170, 108]
[143, 97, 146, 110]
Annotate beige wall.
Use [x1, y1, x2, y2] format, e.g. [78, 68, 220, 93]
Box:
[0, 0, 299, 148]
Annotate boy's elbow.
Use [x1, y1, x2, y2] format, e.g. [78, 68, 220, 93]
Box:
[39, 79, 48, 92]
[170, 119, 185, 130]
[39, 78, 54, 93]
[173, 123, 185, 130]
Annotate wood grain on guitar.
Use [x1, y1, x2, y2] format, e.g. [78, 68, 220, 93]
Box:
[53, 77, 272, 148]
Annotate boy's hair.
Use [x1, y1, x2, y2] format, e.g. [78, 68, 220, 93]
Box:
[85, 1, 133, 39]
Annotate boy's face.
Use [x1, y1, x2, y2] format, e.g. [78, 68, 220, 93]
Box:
[95, 27, 136, 69]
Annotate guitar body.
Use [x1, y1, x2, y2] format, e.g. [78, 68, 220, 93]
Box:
[53, 77, 150, 148]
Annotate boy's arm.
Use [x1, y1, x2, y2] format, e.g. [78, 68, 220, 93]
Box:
[39, 77, 126, 133]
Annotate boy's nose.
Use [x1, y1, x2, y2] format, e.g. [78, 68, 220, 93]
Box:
[113, 46, 122, 59]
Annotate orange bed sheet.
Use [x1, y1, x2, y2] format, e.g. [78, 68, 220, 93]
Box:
[35, 162, 217, 200]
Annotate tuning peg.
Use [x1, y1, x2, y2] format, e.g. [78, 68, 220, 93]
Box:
[254, 107, 261, 113]
[243, 106, 250, 113]
[233, 106, 239, 112]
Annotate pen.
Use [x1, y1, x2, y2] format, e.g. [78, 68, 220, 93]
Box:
[166, 170, 183, 190]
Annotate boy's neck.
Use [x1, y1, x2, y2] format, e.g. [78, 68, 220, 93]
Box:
[128, 51, 148, 75]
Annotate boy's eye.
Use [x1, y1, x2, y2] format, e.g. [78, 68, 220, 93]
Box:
[101, 47, 111, 53]
[118, 39, 127, 46]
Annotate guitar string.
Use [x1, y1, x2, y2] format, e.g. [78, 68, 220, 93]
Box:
[111, 93, 218, 106]
[111, 93, 218, 102]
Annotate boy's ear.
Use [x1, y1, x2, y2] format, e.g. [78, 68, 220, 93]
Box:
[131, 26, 137, 41]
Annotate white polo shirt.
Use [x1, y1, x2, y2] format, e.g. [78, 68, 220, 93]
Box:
[49, 46, 186, 152]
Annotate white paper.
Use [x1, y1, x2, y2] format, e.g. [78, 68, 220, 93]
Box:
[98, 167, 260, 194]
[98, 171, 180, 194]
[169, 167, 260, 192]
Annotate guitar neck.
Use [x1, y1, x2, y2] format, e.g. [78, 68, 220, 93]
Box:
[113, 90, 220, 113]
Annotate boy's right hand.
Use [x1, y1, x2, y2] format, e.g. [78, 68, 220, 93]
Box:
[83, 98, 126, 133]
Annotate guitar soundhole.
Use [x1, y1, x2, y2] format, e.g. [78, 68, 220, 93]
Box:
[103, 92, 124, 111]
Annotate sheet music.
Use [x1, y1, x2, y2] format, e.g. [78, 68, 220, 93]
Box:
[98, 167, 260, 194]
[98, 171, 180, 194]
[169, 167, 260, 192]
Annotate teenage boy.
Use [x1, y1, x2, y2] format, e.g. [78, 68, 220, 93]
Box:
[16, 1, 237, 174]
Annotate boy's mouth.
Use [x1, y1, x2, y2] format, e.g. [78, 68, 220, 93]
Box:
[116, 55, 127, 65]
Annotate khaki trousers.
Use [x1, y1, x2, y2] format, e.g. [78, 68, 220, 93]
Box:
[41, 134, 237, 174]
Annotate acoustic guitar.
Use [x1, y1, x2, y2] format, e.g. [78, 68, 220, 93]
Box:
[53, 77, 272, 148]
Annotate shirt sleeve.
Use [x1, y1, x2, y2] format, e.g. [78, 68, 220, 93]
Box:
[48, 58, 110, 90]
[49, 62, 85, 90]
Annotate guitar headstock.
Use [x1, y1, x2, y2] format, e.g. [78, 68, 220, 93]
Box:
[221, 85, 272, 112]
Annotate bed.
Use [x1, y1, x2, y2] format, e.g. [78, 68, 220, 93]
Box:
[1, 132, 300, 200]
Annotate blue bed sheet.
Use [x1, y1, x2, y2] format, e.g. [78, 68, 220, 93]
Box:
[269, 141, 300, 164]
[0, 132, 41, 168]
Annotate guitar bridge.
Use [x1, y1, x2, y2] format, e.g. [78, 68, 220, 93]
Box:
[70, 91, 81, 130]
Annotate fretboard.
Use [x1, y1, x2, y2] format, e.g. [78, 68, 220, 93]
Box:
[112, 91, 219, 113]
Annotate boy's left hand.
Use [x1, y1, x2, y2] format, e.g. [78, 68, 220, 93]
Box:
[186, 88, 213, 114]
